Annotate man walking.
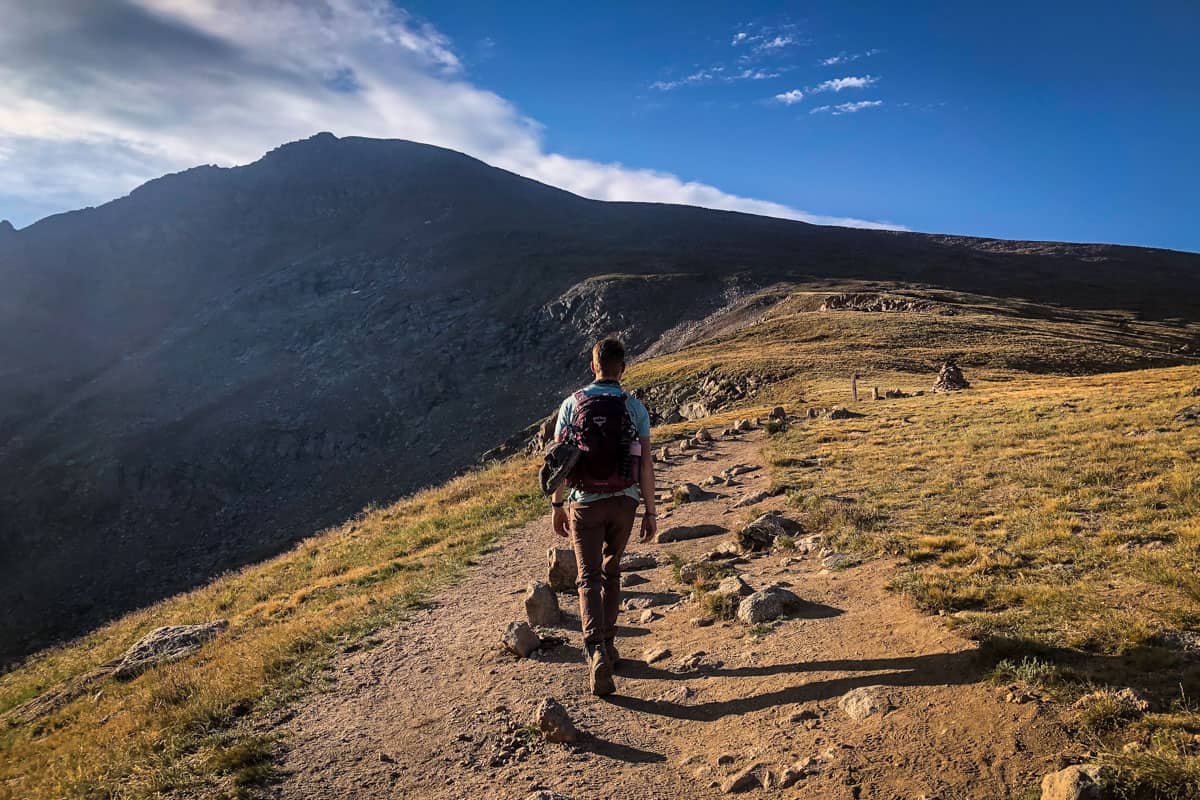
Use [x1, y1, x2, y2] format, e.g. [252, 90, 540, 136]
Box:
[551, 337, 656, 696]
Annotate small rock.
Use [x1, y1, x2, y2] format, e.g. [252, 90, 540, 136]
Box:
[721, 763, 765, 793]
[656, 446, 671, 462]
[524, 792, 573, 800]
[674, 483, 705, 503]
[828, 406, 854, 420]
[932, 360, 970, 392]
[821, 553, 860, 571]
[731, 491, 770, 509]
[621, 573, 650, 587]
[524, 581, 560, 627]
[690, 616, 715, 627]
[769, 406, 787, 421]
[546, 547, 578, 593]
[639, 609, 661, 624]
[715, 575, 754, 597]
[532, 698, 578, 744]
[620, 552, 658, 571]
[838, 685, 889, 721]
[678, 561, 703, 584]
[501, 621, 541, 658]
[112, 620, 229, 679]
[736, 512, 800, 552]
[737, 585, 802, 624]
[1174, 404, 1200, 424]
[1040, 764, 1109, 800]
[643, 646, 671, 664]
[657, 524, 728, 544]
[696, 427, 714, 442]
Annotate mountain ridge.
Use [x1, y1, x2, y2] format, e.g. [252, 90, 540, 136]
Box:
[2, 132, 1198, 666]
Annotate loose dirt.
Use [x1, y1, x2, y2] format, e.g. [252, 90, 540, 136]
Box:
[268, 430, 1068, 799]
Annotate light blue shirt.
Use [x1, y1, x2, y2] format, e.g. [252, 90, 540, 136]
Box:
[555, 380, 651, 504]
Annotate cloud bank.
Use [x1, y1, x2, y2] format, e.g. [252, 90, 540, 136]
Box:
[0, 0, 903, 230]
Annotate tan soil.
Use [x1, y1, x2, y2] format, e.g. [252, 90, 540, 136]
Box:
[267, 430, 1068, 800]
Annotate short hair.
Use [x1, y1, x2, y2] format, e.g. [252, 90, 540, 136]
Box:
[592, 337, 626, 374]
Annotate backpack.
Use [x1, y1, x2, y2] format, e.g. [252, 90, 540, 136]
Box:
[559, 390, 638, 494]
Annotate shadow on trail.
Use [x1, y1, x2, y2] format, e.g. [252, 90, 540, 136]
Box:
[577, 734, 667, 764]
[607, 649, 983, 722]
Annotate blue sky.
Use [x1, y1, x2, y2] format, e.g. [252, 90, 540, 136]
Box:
[1, 1, 1197, 250]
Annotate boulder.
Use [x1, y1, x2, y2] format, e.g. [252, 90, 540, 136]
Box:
[696, 427, 714, 442]
[679, 401, 712, 420]
[532, 697, 578, 743]
[828, 406, 853, 420]
[547, 547, 578, 593]
[735, 418, 754, 432]
[673, 483, 705, 503]
[737, 585, 802, 624]
[1039, 765, 1109, 800]
[502, 621, 541, 658]
[678, 561, 703, 584]
[113, 620, 229, 679]
[657, 524, 728, 544]
[933, 360, 970, 392]
[768, 406, 787, 421]
[524, 581, 560, 627]
[838, 685, 889, 721]
[621, 573, 649, 588]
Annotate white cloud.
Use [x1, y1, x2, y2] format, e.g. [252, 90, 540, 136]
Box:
[651, 64, 781, 91]
[811, 75, 878, 93]
[0, 1, 903, 231]
[731, 31, 748, 46]
[774, 89, 804, 105]
[757, 35, 795, 51]
[810, 100, 884, 115]
[819, 49, 880, 66]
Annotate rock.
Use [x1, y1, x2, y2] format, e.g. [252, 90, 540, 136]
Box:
[821, 553, 860, 571]
[768, 406, 787, 421]
[524, 581, 560, 627]
[1039, 764, 1109, 800]
[524, 792, 573, 800]
[731, 491, 770, 509]
[737, 585, 802, 624]
[690, 616, 715, 627]
[704, 540, 742, 560]
[715, 575, 754, 597]
[621, 573, 649, 587]
[736, 512, 800, 552]
[656, 446, 671, 462]
[735, 418, 754, 432]
[828, 406, 854, 420]
[639, 609, 661, 624]
[696, 427, 714, 442]
[777, 757, 821, 788]
[621, 596, 655, 611]
[547, 547, 578, 593]
[679, 401, 712, 420]
[724, 463, 760, 477]
[933, 360, 970, 392]
[620, 552, 657, 571]
[806, 407, 820, 419]
[657, 524, 728, 543]
[721, 764, 766, 793]
[838, 685, 889, 720]
[678, 561, 703, 584]
[702, 474, 726, 487]
[501, 621, 541, 658]
[643, 646, 671, 663]
[1175, 404, 1200, 423]
[673, 483, 705, 503]
[532, 698, 578, 743]
[112, 621, 229, 679]
[678, 438, 692, 452]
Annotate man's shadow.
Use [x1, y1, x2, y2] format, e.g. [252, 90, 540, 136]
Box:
[607, 649, 985, 722]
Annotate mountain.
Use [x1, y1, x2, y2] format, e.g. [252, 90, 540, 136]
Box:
[1, 132, 1198, 666]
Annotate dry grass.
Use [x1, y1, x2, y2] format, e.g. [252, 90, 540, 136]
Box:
[0, 458, 542, 800]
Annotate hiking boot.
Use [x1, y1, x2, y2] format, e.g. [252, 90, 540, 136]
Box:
[604, 638, 620, 671]
[588, 646, 616, 696]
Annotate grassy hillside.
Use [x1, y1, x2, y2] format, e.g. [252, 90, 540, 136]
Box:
[0, 460, 542, 799]
[2, 286, 1197, 799]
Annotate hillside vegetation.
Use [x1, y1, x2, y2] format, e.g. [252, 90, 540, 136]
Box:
[2, 286, 1198, 798]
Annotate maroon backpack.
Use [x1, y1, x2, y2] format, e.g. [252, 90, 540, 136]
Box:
[560, 390, 638, 493]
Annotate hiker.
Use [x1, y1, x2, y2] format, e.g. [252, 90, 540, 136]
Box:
[549, 337, 656, 696]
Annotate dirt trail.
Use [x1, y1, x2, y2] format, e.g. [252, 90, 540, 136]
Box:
[268, 430, 1068, 800]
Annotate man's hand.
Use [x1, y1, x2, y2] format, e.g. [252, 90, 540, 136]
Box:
[639, 512, 657, 543]
[552, 505, 569, 537]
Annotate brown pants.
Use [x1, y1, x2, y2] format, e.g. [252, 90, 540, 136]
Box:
[568, 495, 638, 646]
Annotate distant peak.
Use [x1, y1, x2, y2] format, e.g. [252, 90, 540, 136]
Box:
[0, 219, 15, 235]
[310, 131, 338, 142]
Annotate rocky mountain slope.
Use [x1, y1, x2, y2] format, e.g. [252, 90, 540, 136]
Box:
[2, 132, 1199, 665]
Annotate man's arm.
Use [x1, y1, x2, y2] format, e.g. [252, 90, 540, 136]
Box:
[551, 396, 572, 537]
[638, 435, 657, 542]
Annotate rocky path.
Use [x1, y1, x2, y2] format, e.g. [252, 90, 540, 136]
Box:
[268, 428, 1068, 800]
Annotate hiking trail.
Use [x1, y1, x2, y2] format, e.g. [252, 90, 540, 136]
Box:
[266, 427, 1069, 799]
